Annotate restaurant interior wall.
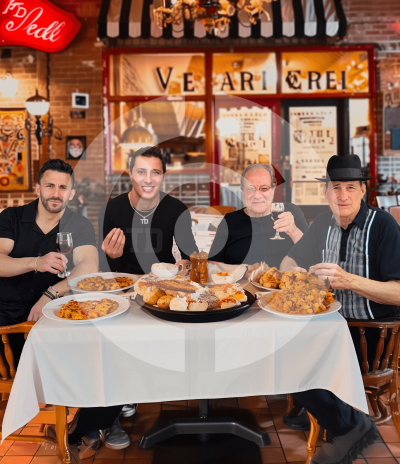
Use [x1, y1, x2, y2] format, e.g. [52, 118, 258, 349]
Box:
[103, 45, 376, 215]
[342, 0, 400, 198]
[0, 0, 105, 240]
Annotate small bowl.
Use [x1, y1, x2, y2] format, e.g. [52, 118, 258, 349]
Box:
[151, 263, 183, 279]
[211, 273, 236, 284]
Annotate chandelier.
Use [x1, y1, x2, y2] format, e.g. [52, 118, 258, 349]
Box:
[153, 0, 277, 35]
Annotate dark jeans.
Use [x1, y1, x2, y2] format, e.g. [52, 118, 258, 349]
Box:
[69, 405, 124, 443]
[292, 318, 394, 437]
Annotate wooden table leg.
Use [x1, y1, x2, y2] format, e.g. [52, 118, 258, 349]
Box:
[305, 412, 320, 464]
[55, 406, 71, 464]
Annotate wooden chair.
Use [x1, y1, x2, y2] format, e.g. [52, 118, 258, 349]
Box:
[303, 320, 400, 464]
[0, 322, 71, 464]
[189, 206, 235, 216]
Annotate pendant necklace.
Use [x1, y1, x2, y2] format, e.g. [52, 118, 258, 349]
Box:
[128, 192, 159, 225]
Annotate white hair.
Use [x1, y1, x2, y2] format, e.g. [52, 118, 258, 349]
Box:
[241, 164, 277, 189]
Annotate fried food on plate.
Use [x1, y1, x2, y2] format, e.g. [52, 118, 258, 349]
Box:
[258, 267, 284, 289]
[157, 295, 174, 309]
[143, 288, 166, 305]
[268, 271, 334, 315]
[58, 298, 119, 320]
[77, 276, 134, 291]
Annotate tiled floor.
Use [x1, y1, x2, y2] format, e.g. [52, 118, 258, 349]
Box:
[2, 395, 400, 464]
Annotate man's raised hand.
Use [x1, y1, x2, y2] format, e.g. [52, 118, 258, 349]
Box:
[101, 228, 125, 259]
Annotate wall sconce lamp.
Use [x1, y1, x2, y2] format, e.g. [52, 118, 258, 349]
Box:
[25, 89, 62, 159]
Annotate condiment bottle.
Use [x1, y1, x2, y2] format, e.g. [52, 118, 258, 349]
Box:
[190, 252, 200, 283]
[198, 251, 209, 284]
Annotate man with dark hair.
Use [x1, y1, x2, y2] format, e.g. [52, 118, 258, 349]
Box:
[0, 158, 97, 326]
[280, 155, 400, 464]
[0, 158, 107, 463]
[100, 146, 197, 274]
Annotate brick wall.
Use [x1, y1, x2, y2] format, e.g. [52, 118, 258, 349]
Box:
[343, 0, 400, 157]
[0, 0, 105, 191]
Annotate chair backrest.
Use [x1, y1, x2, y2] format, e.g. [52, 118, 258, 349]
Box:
[208, 206, 235, 215]
[390, 206, 400, 226]
[348, 321, 400, 376]
[376, 196, 398, 210]
[0, 322, 35, 390]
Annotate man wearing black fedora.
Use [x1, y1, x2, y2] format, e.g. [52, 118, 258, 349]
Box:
[280, 154, 400, 464]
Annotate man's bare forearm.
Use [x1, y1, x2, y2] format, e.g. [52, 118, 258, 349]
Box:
[0, 253, 35, 277]
[280, 256, 298, 271]
[349, 275, 400, 306]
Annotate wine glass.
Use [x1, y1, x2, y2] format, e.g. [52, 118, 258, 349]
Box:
[270, 203, 285, 240]
[56, 232, 73, 278]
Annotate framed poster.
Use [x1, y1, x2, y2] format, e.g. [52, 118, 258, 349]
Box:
[0, 109, 30, 191]
[66, 136, 86, 160]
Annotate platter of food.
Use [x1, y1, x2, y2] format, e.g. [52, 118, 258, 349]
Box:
[68, 273, 137, 293]
[42, 293, 130, 324]
[250, 267, 284, 291]
[257, 271, 340, 319]
[135, 278, 256, 323]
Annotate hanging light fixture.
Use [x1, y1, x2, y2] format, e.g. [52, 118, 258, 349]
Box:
[153, 0, 276, 35]
[25, 90, 50, 117]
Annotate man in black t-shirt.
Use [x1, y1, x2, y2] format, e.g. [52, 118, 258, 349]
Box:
[99, 146, 198, 274]
[279, 156, 400, 464]
[209, 163, 308, 273]
[0, 159, 98, 325]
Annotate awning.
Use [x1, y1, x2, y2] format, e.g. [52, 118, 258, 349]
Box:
[98, 0, 347, 40]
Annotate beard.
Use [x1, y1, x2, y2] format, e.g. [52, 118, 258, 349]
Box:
[40, 194, 68, 214]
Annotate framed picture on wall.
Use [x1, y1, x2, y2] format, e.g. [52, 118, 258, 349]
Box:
[66, 136, 86, 160]
[0, 108, 31, 191]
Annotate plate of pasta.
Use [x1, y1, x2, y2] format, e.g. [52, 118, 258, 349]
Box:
[257, 271, 341, 318]
[42, 293, 130, 323]
[68, 273, 137, 293]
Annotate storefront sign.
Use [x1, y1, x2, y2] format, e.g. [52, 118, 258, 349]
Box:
[213, 53, 277, 95]
[282, 51, 369, 94]
[0, 109, 30, 191]
[114, 54, 205, 96]
[289, 106, 337, 204]
[218, 106, 272, 184]
[0, 0, 81, 53]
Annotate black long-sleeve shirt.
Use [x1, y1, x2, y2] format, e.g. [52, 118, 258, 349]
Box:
[99, 192, 198, 274]
[209, 204, 308, 269]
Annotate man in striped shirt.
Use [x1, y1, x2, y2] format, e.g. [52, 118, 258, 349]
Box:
[280, 155, 400, 464]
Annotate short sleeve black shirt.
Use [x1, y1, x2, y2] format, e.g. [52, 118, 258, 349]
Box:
[0, 200, 96, 319]
[209, 203, 308, 268]
[288, 201, 400, 319]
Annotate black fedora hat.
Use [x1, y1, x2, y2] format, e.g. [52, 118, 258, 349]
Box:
[315, 155, 374, 182]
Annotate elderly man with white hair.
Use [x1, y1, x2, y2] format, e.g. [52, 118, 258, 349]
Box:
[209, 163, 308, 273]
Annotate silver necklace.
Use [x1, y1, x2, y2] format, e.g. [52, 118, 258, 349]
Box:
[129, 192, 159, 225]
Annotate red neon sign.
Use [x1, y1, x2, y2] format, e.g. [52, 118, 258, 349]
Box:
[0, 0, 81, 53]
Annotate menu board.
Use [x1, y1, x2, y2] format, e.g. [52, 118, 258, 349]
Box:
[289, 106, 337, 204]
[218, 106, 272, 185]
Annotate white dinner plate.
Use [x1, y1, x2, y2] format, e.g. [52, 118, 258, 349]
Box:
[68, 272, 137, 294]
[42, 293, 130, 324]
[257, 291, 341, 319]
[250, 277, 282, 292]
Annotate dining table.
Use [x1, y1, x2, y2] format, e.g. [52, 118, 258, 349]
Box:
[2, 284, 368, 450]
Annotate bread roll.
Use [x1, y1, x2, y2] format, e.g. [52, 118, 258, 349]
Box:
[143, 289, 165, 305]
[188, 302, 208, 312]
[157, 295, 174, 309]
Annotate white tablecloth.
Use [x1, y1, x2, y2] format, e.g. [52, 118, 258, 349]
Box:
[3, 301, 368, 441]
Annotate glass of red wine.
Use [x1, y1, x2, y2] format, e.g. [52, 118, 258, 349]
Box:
[270, 203, 285, 240]
[56, 232, 73, 278]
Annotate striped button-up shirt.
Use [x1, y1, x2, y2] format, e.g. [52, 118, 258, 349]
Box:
[288, 201, 400, 320]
